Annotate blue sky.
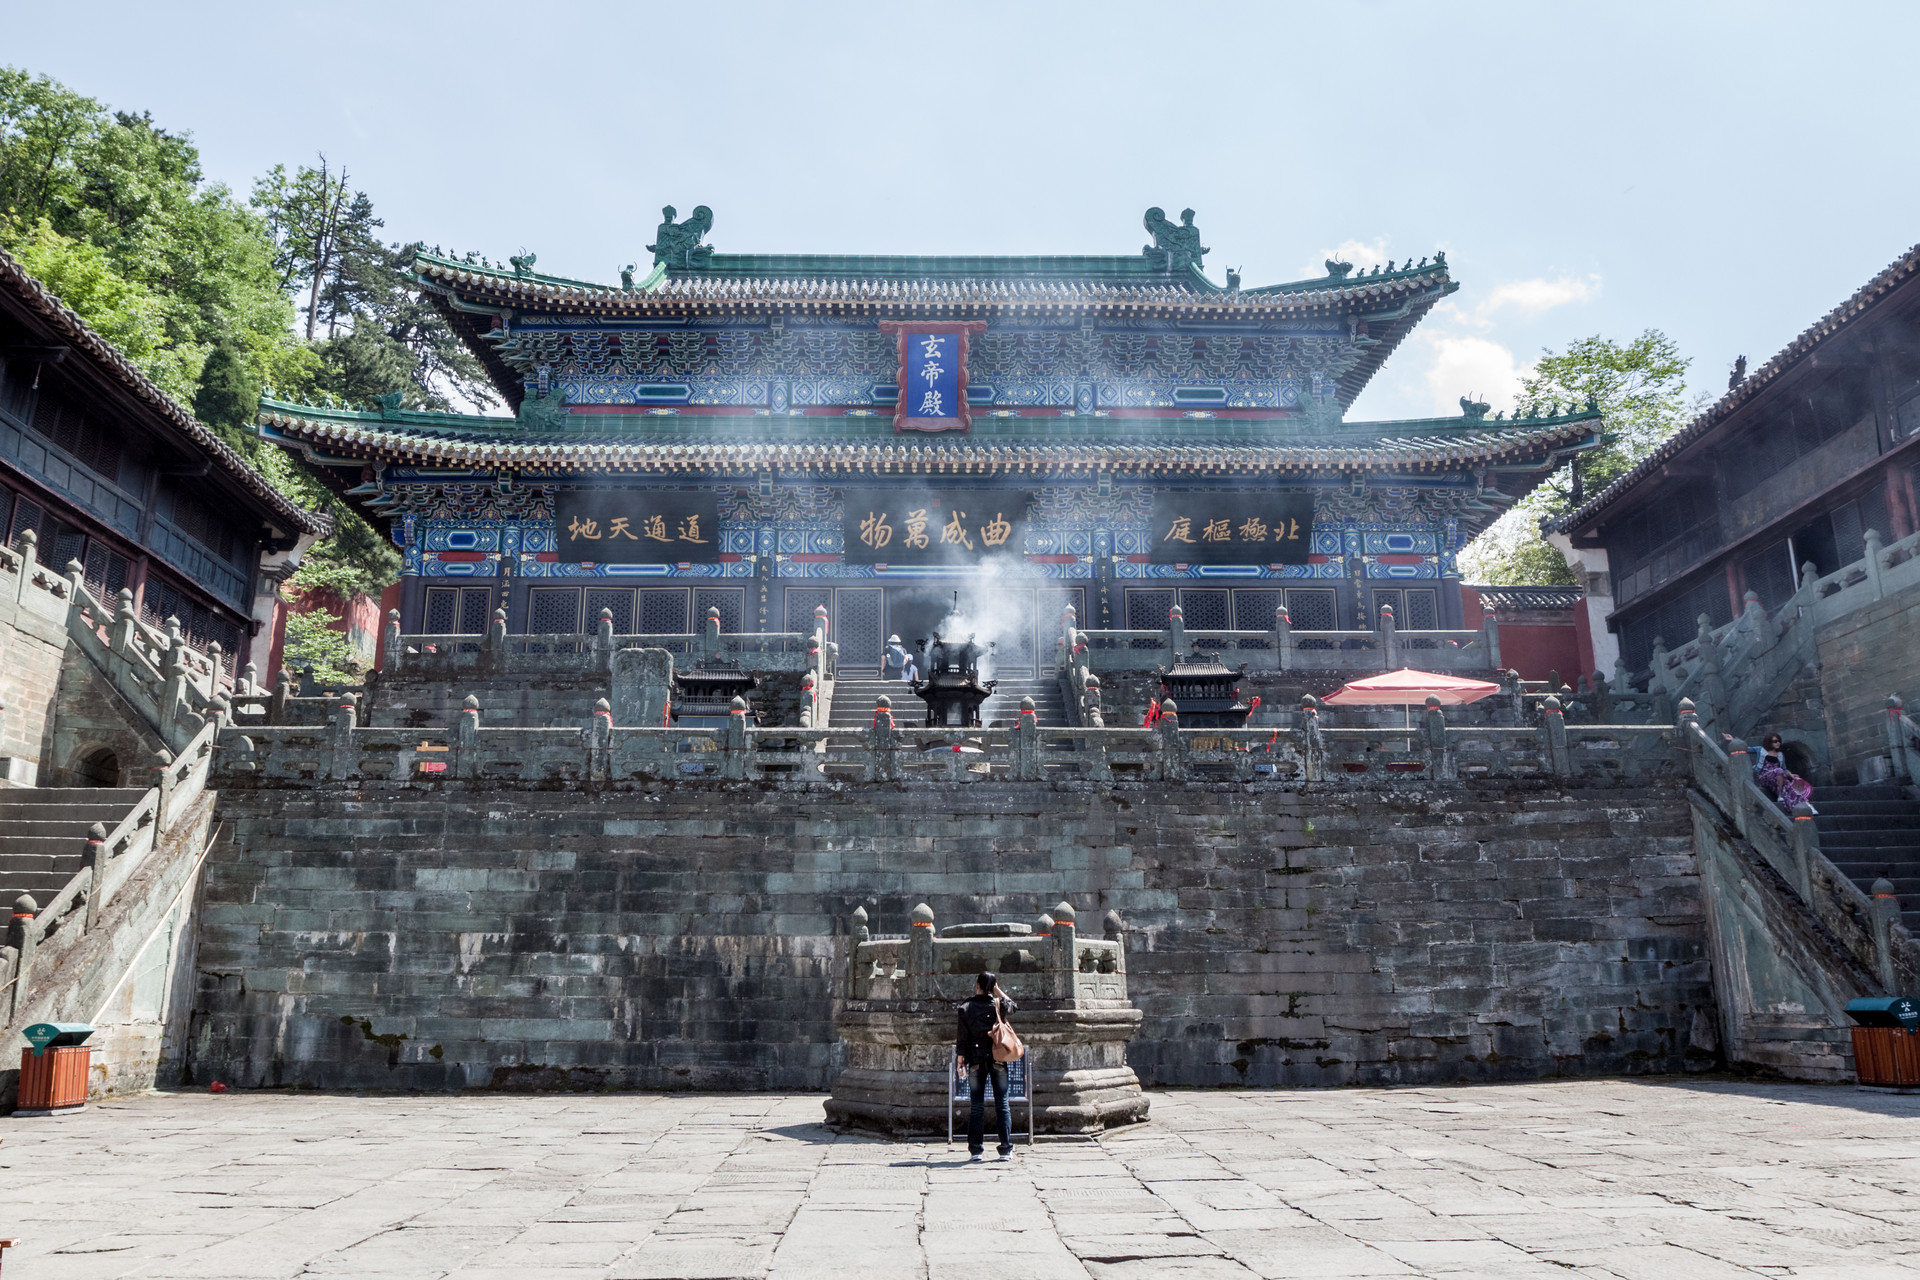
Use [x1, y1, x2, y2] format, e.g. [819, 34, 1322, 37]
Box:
[7, 0, 1918, 423]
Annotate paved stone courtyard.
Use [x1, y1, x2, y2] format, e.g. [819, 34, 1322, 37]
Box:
[1, 1080, 1917, 1279]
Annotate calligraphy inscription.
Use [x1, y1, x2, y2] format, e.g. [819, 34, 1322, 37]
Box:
[842, 490, 1029, 564]
[1148, 491, 1316, 564]
[553, 491, 722, 564]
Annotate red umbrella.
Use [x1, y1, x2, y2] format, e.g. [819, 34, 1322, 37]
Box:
[1321, 668, 1502, 707]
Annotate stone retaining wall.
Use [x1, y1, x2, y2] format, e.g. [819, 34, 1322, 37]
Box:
[187, 779, 1718, 1092]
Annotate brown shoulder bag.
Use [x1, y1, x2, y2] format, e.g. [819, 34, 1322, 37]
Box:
[990, 996, 1024, 1063]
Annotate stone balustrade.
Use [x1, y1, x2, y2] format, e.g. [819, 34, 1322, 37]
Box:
[1639, 526, 1920, 737]
[382, 604, 833, 680]
[1678, 699, 1919, 996]
[1053, 602, 1501, 682]
[213, 689, 1676, 790]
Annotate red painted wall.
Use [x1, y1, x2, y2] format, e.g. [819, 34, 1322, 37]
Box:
[265, 586, 387, 682]
[1460, 587, 1585, 684]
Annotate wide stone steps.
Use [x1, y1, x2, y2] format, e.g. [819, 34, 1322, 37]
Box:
[1813, 783, 1920, 934]
[0, 786, 146, 908]
[828, 678, 1069, 729]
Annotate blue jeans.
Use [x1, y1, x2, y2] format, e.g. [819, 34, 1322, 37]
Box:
[967, 1060, 1012, 1155]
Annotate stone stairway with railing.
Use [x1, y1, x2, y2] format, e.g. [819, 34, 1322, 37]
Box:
[1814, 783, 1920, 935]
[827, 676, 1069, 730]
[1, 533, 228, 1073]
[0, 788, 149, 906]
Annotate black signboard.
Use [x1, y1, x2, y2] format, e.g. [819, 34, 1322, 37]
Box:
[841, 490, 1032, 564]
[552, 490, 721, 563]
[1149, 490, 1316, 564]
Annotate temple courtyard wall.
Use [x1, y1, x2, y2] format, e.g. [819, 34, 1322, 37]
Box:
[184, 779, 1719, 1092]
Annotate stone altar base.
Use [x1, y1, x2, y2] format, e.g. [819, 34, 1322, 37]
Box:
[824, 903, 1149, 1137]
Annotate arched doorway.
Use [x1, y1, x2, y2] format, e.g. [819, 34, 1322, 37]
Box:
[74, 747, 120, 787]
[1782, 740, 1819, 783]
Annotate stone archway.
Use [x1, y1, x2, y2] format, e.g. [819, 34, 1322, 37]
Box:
[74, 746, 120, 787]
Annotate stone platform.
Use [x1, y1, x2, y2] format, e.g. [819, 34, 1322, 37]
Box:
[825, 901, 1149, 1136]
[2, 1082, 1917, 1278]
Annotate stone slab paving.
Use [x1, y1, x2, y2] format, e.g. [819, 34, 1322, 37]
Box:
[1, 1079, 1918, 1279]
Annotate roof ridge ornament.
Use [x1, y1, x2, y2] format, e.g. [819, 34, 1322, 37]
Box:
[1143, 206, 1207, 273]
[1325, 258, 1354, 280]
[1459, 395, 1490, 422]
[649, 204, 715, 269]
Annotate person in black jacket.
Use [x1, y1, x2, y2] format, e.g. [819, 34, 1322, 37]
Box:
[954, 971, 1017, 1161]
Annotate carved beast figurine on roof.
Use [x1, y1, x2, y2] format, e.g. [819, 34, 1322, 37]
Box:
[1142, 206, 1207, 273]
[648, 204, 715, 268]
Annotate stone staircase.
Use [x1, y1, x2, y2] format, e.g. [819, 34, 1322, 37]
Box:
[1814, 783, 1920, 934]
[0, 787, 148, 906]
[828, 676, 1070, 729]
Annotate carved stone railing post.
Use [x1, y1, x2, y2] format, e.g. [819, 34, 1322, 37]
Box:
[1480, 615, 1501, 670]
[1082, 674, 1105, 728]
[1271, 606, 1293, 671]
[1864, 528, 1886, 601]
[7, 893, 38, 1024]
[867, 694, 896, 782]
[847, 906, 870, 998]
[1695, 614, 1726, 719]
[906, 902, 935, 999]
[152, 748, 176, 834]
[1724, 737, 1752, 831]
[205, 642, 224, 697]
[1084, 727, 1112, 784]
[1540, 695, 1570, 776]
[1676, 698, 1700, 774]
[799, 672, 817, 728]
[723, 696, 749, 780]
[1424, 694, 1452, 780]
[813, 605, 831, 676]
[1050, 900, 1078, 999]
[456, 695, 481, 779]
[1164, 604, 1186, 662]
[1301, 695, 1324, 782]
[1012, 696, 1041, 781]
[1887, 695, 1913, 782]
[702, 606, 723, 663]
[1057, 605, 1078, 673]
[486, 607, 508, 674]
[1379, 603, 1398, 670]
[160, 654, 190, 742]
[270, 668, 291, 725]
[593, 607, 615, 670]
[112, 587, 138, 657]
[382, 608, 402, 674]
[1790, 802, 1819, 903]
[1158, 698, 1184, 782]
[1870, 878, 1903, 992]
[13, 527, 37, 604]
[587, 697, 613, 782]
[326, 693, 359, 781]
[81, 822, 110, 931]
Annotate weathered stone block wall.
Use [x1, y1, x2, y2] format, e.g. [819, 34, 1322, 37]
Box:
[1815, 579, 1920, 781]
[44, 645, 168, 786]
[0, 579, 68, 784]
[187, 779, 1717, 1092]
[368, 668, 811, 730]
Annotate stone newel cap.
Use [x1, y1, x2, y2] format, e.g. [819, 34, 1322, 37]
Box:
[910, 902, 934, 926]
[1052, 900, 1076, 922]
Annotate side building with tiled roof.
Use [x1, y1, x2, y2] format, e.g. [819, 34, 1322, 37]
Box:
[0, 247, 327, 783]
[261, 208, 1601, 672]
[1546, 243, 1920, 682]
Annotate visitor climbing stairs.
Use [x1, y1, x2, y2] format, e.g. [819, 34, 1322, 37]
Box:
[1814, 783, 1920, 934]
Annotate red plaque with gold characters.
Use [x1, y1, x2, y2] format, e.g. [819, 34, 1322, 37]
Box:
[879, 321, 987, 433]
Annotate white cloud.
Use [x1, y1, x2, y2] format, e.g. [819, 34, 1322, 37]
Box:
[1420, 332, 1529, 415]
[1480, 274, 1599, 316]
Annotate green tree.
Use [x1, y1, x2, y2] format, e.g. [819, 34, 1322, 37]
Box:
[192, 338, 258, 447]
[1460, 330, 1696, 585]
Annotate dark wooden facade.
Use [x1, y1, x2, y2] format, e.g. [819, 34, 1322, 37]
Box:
[0, 249, 325, 673]
[1551, 245, 1920, 677]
